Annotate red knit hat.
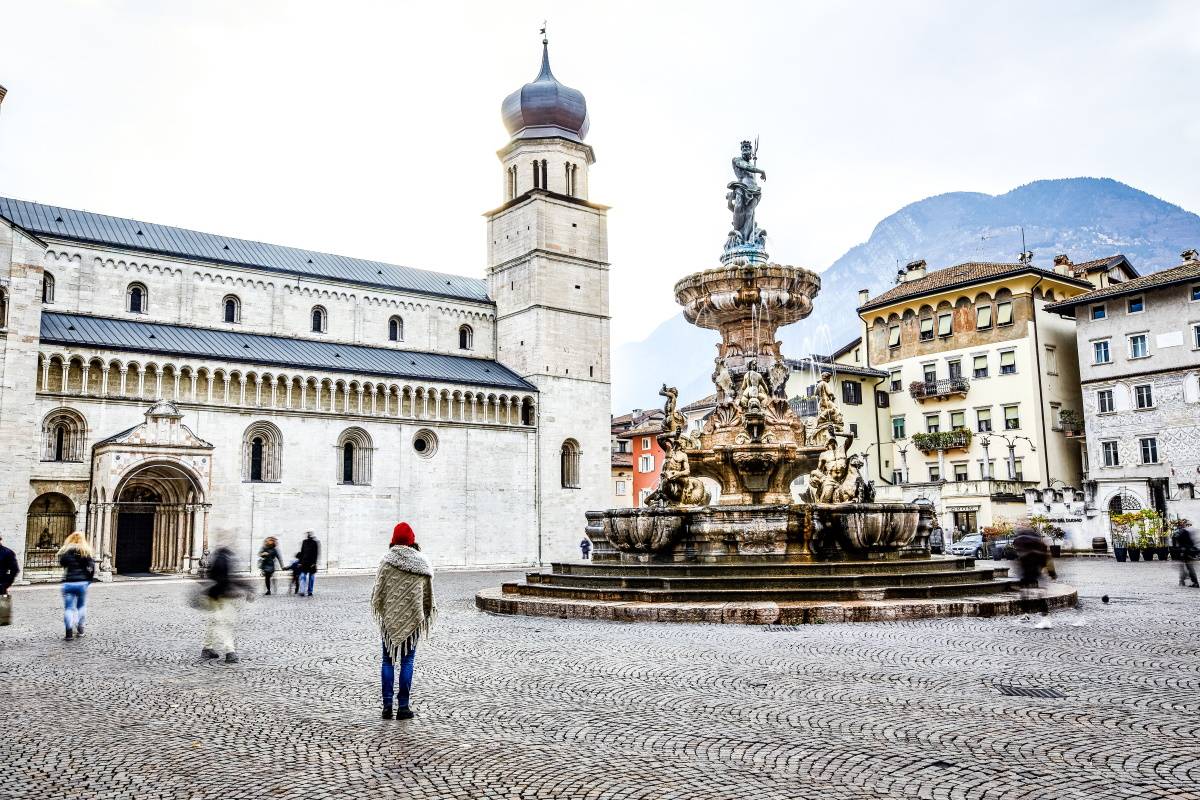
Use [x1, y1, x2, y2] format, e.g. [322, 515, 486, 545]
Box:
[391, 522, 415, 547]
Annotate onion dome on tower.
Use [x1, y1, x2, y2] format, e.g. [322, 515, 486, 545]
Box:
[501, 38, 589, 143]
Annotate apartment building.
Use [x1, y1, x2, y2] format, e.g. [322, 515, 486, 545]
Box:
[1044, 250, 1200, 541]
[857, 258, 1094, 538]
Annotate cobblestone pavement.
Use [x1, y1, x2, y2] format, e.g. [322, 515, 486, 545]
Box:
[2, 558, 1198, 800]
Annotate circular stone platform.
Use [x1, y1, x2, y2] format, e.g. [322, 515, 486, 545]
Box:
[475, 557, 1078, 625]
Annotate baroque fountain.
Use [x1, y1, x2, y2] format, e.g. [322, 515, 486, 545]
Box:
[477, 142, 1076, 623]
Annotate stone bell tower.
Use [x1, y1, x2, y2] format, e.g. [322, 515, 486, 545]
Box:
[486, 38, 611, 564]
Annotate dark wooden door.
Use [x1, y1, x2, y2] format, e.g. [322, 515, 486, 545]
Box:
[116, 512, 155, 573]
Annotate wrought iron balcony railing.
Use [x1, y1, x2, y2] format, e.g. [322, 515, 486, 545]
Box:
[909, 377, 970, 401]
[912, 429, 972, 452]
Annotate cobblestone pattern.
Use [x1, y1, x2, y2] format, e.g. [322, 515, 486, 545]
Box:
[1, 560, 1198, 799]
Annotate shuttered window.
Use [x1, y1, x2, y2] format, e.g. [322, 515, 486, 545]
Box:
[996, 301, 1013, 326]
[999, 350, 1016, 374]
[919, 318, 934, 340]
[976, 305, 992, 329]
[888, 326, 900, 347]
[937, 313, 952, 336]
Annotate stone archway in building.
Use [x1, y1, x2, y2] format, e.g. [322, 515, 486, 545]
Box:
[24, 492, 76, 571]
[110, 461, 207, 575]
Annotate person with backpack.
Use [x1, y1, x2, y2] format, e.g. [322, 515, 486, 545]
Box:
[57, 532, 95, 640]
[371, 522, 436, 720]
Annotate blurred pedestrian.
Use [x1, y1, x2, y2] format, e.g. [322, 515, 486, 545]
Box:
[371, 522, 436, 721]
[1173, 519, 1198, 588]
[0, 535, 19, 594]
[1013, 525, 1056, 629]
[200, 546, 255, 663]
[258, 536, 284, 595]
[57, 532, 95, 640]
[288, 555, 303, 595]
[299, 532, 319, 596]
[928, 525, 944, 555]
[579, 537, 591, 560]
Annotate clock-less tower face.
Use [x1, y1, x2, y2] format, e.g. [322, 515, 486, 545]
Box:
[486, 40, 612, 564]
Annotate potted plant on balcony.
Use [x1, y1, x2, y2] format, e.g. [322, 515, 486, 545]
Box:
[1058, 408, 1083, 436]
[912, 429, 973, 454]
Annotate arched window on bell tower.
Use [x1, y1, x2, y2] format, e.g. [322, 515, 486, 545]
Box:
[540, 159, 548, 191]
[531, 160, 540, 190]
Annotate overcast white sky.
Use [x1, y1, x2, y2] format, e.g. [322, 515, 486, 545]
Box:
[2, 1, 1198, 345]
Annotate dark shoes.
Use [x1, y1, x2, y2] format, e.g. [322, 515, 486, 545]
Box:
[75, 625, 84, 638]
[201, 648, 220, 659]
[381, 707, 393, 720]
[64, 629, 73, 640]
[395, 708, 415, 720]
[225, 652, 240, 664]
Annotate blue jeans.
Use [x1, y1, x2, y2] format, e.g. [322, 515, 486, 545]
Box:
[62, 581, 89, 631]
[300, 572, 316, 595]
[381, 640, 416, 709]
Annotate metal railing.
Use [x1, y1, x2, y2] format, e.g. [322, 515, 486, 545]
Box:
[909, 377, 971, 400]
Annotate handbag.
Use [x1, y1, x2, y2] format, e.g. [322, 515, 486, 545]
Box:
[0, 594, 12, 626]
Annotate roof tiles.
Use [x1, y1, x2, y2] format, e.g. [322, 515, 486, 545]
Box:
[858, 262, 1092, 313]
[1045, 258, 1200, 313]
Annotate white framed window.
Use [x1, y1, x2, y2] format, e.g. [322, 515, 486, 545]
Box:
[1003, 404, 1020, 430]
[127, 282, 148, 314]
[1097, 389, 1114, 414]
[1134, 383, 1153, 409]
[889, 369, 902, 391]
[953, 463, 969, 482]
[937, 312, 952, 337]
[1128, 333, 1149, 359]
[975, 305, 992, 330]
[1101, 440, 1120, 467]
[615, 480, 627, 496]
[976, 408, 992, 432]
[638, 488, 653, 506]
[640, 436, 650, 450]
[310, 305, 328, 334]
[925, 414, 940, 433]
[388, 316, 404, 342]
[922, 363, 937, 382]
[222, 294, 241, 323]
[996, 301, 1013, 326]
[928, 463, 941, 482]
[891, 416, 906, 440]
[459, 324, 474, 350]
[999, 350, 1016, 375]
[1093, 340, 1111, 364]
[972, 355, 988, 379]
[1127, 296, 1144, 314]
[1193, 323, 1200, 349]
[947, 359, 962, 380]
[1090, 304, 1106, 320]
[919, 317, 934, 341]
[888, 325, 900, 348]
[1044, 345, 1057, 374]
[638, 454, 655, 473]
[950, 410, 965, 430]
[1139, 437, 1159, 465]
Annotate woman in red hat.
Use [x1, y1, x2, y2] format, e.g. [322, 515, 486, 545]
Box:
[370, 522, 436, 720]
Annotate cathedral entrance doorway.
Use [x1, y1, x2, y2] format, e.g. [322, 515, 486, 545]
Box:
[115, 486, 158, 574]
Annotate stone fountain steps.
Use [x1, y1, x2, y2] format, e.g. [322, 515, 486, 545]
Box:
[553, 557, 986, 579]
[524, 568, 1007, 592]
[501, 576, 1017, 604]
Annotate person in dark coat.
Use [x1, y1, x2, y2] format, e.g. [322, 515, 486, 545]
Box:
[579, 537, 591, 560]
[0, 535, 20, 595]
[299, 532, 320, 596]
[1173, 520, 1199, 588]
[258, 537, 284, 595]
[57, 532, 95, 640]
[288, 554, 303, 595]
[1013, 526, 1056, 629]
[201, 546, 255, 663]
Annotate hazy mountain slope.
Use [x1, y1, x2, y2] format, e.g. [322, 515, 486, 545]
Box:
[614, 177, 1200, 411]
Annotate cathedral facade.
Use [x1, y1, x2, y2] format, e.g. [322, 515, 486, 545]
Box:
[0, 43, 610, 580]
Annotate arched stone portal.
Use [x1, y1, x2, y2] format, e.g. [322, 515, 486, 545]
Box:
[111, 462, 206, 575]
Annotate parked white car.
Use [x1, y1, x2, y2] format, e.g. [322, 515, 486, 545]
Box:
[948, 534, 986, 558]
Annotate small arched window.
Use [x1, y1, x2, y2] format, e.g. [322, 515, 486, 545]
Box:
[41, 408, 86, 462]
[223, 295, 241, 324]
[388, 316, 404, 342]
[311, 305, 327, 333]
[560, 438, 581, 489]
[242, 421, 281, 482]
[337, 427, 373, 485]
[42, 272, 55, 304]
[459, 324, 473, 350]
[127, 282, 147, 314]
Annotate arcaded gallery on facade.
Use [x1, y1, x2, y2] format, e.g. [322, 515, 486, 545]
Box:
[0, 43, 611, 580]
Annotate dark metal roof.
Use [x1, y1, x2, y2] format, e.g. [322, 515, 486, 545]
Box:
[0, 197, 491, 303]
[40, 312, 535, 391]
[501, 41, 589, 143]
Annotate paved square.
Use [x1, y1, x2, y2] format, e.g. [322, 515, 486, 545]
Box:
[2, 559, 1197, 799]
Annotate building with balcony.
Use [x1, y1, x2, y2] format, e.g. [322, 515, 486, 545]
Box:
[611, 408, 662, 508]
[857, 257, 1096, 536]
[1045, 249, 1200, 544]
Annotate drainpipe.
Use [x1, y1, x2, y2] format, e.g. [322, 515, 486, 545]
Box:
[1029, 276, 1053, 484]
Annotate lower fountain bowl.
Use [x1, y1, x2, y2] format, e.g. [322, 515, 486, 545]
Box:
[812, 502, 920, 550]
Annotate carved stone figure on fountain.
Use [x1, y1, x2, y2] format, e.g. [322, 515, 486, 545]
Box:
[737, 360, 768, 416]
[645, 440, 711, 508]
[815, 370, 844, 432]
[768, 359, 790, 399]
[713, 359, 734, 407]
[723, 139, 768, 264]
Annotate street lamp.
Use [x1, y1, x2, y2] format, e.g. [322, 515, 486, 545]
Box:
[897, 444, 910, 485]
[980, 434, 1036, 481]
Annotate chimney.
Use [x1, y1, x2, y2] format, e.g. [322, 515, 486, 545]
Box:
[1052, 254, 1072, 275]
[1182, 249, 1199, 263]
[903, 259, 927, 282]
[857, 288, 870, 306]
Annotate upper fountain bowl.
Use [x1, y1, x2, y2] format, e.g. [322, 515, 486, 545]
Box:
[674, 263, 822, 331]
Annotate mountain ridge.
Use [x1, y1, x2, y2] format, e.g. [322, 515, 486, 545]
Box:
[613, 177, 1200, 411]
